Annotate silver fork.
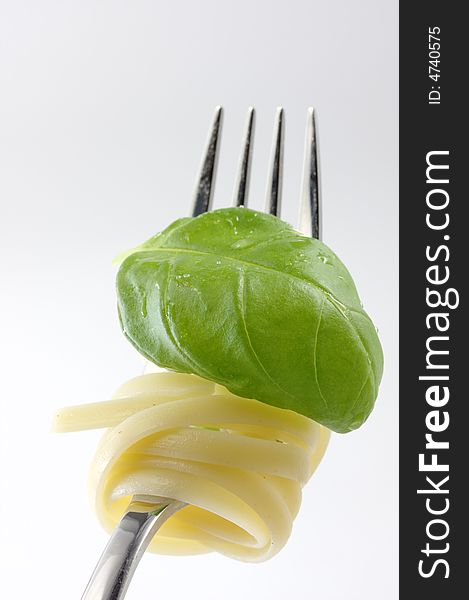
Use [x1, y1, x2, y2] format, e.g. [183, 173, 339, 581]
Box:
[82, 105, 321, 600]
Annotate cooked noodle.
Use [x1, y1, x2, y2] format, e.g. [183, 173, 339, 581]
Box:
[54, 371, 329, 562]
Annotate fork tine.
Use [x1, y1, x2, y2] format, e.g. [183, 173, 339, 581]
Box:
[299, 107, 321, 239]
[233, 107, 255, 207]
[191, 106, 223, 217]
[265, 107, 284, 217]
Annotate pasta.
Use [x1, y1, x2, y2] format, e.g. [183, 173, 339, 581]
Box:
[54, 370, 330, 562]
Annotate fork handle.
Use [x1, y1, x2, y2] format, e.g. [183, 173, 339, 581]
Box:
[82, 499, 185, 600]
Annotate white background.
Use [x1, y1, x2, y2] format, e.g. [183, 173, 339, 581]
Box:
[0, 1, 398, 598]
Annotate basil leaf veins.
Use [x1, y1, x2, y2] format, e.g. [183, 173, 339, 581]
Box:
[117, 207, 383, 433]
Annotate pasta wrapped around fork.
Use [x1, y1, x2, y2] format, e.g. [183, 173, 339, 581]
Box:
[54, 372, 329, 561]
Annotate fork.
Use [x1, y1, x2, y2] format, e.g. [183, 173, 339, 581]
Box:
[82, 105, 321, 600]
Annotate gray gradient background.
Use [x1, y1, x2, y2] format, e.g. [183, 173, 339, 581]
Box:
[0, 1, 398, 598]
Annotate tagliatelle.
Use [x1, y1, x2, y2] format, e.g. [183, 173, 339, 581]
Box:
[54, 371, 330, 562]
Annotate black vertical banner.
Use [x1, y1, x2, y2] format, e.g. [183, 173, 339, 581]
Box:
[400, 3, 467, 597]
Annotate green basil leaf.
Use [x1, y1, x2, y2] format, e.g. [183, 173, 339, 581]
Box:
[117, 207, 383, 433]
